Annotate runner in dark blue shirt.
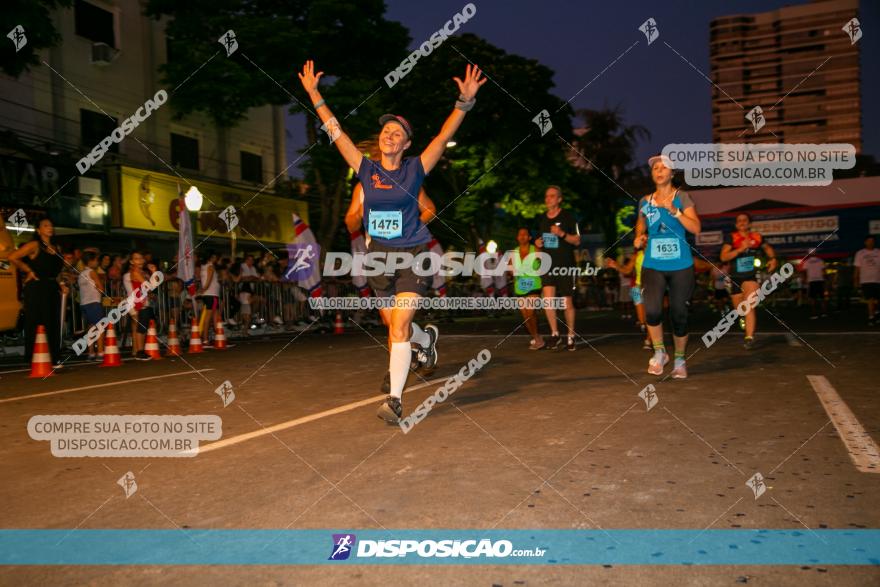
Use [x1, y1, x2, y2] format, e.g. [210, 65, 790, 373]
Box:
[298, 60, 486, 424]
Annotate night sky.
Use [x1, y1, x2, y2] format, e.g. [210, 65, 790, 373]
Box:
[286, 0, 878, 173]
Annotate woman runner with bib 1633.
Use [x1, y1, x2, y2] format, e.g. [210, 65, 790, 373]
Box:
[298, 60, 486, 424]
[635, 155, 701, 379]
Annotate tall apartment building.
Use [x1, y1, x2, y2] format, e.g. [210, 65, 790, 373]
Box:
[0, 0, 305, 252]
[709, 0, 860, 151]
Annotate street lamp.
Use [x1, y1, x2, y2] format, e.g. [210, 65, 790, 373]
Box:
[486, 240, 498, 254]
[446, 140, 457, 148]
[184, 186, 203, 211]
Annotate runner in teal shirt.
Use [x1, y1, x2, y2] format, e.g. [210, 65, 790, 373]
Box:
[636, 155, 702, 379]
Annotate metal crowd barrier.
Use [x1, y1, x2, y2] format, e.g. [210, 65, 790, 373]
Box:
[60, 277, 318, 343]
[54, 272, 548, 346]
[46, 263, 854, 352]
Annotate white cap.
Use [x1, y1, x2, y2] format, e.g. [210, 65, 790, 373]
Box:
[648, 154, 674, 169]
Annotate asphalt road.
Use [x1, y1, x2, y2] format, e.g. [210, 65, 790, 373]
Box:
[0, 306, 878, 585]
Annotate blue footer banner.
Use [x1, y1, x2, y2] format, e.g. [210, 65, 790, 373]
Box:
[0, 530, 878, 565]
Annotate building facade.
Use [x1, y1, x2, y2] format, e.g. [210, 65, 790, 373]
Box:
[0, 0, 305, 256]
[710, 0, 860, 150]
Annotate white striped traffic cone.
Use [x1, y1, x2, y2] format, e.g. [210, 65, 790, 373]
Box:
[29, 325, 54, 378]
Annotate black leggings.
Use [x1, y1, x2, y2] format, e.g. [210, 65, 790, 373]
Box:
[642, 267, 695, 338]
[23, 281, 61, 364]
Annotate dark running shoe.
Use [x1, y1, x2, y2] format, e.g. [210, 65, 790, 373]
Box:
[421, 324, 439, 372]
[410, 349, 421, 372]
[377, 396, 402, 424]
[546, 335, 561, 350]
[567, 336, 576, 351]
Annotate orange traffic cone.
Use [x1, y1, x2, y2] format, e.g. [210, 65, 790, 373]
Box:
[145, 320, 162, 359]
[188, 317, 203, 353]
[101, 323, 122, 367]
[29, 324, 54, 378]
[167, 321, 182, 356]
[213, 321, 227, 350]
[334, 312, 344, 335]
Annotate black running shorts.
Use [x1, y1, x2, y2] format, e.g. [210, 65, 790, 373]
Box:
[366, 240, 430, 297]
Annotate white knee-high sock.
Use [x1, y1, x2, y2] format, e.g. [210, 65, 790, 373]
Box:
[410, 323, 430, 348]
[389, 342, 410, 399]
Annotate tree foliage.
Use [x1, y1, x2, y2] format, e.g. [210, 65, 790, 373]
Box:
[569, 106, 651, 252]
[145, 0, 411, 247]
[15, 0, 651, 254]
[145, 0, 410, 127]
[379, 33, 576, 249]
[2, 0, 73, 77]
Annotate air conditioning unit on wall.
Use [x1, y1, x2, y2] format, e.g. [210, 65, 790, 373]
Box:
[90, 42, 118, 66]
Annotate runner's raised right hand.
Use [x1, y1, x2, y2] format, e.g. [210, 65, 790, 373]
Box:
[298, 60, 324, 95]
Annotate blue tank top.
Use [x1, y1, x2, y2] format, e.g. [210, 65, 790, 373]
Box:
[640, 191, 695, 271]
[356, 157, 430, 248]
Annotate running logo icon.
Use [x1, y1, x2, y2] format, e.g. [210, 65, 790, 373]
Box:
[641, 203, 660, 227]
[220, 205, 239, 232]
[842, 18, 861, 45]
[746, 472, 766, 500]
[329, 534, 356, 560]
[285, 243, 320, 281]
[219, 30, 238, 56]
[638, 384, 658, 411]
[321, 117, 342, 144]
[370, 173, 393, 190]
[746, 106, 765, 132]
[215, 380, 235, 407]
[7, 209, 28, 235]
[639, 18, 659, 45]
[532, 110, 552, 136]
[117, 471, 138, 498]
[7, 25, 26, 52]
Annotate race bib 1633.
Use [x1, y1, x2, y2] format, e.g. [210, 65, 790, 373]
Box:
[650, 237, 681, 261]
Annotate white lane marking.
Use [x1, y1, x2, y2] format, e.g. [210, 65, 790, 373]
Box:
[785, 333, 803, 347]
[200, 376, 450, 453]
[775, 332, 880, 338]
[444, 334, 617, 340]
[357, 334, 617, 349]
[0, 357, 139, 375]
[576, 334, 615, 345]
[807, 375, 880, 474]
[0, 369, 216, 404]
[440, 332, 880, 338]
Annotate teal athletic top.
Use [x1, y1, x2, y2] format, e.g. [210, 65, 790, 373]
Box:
[639, 190, 695, 272]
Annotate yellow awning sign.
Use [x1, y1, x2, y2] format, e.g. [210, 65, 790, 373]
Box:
[120, 166, 307, 244]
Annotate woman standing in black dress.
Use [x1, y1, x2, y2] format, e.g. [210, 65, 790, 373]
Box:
[9, 218, 68, 367]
